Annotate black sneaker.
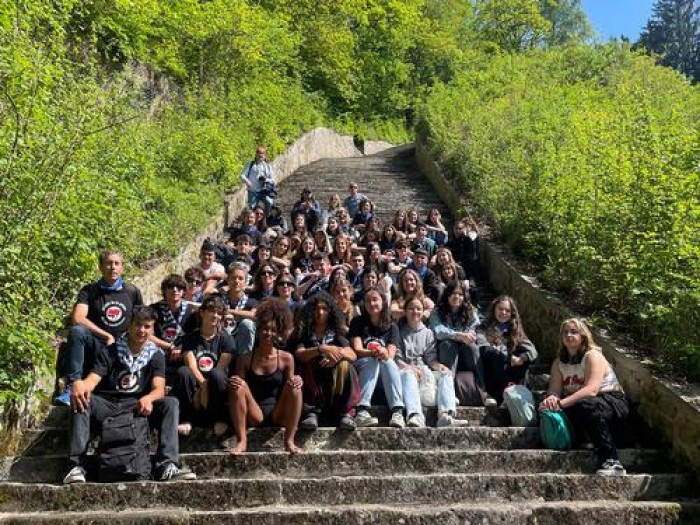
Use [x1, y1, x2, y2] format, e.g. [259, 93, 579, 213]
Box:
[338, 414, 356, 431]
[300, 412, 319, 431]
[157, 463, 197, 482]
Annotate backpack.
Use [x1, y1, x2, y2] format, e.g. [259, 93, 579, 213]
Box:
[503, 384, 537, 427]
[539, 410, 573, 450]
[98, 411, 152, 482]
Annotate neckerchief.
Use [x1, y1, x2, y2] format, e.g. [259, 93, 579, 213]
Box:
[117, 336, 161, 374]
[156, 300, 188, 341]
[98, 278, 124, 291]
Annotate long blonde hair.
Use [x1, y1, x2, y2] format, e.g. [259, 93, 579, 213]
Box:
[559, 318, 600, 364]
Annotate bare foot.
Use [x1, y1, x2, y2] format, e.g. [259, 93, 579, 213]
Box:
[213, 421, 229, 437]
[178, 423, 192, 436]
[285, 440, 303, 455]
[229, 440, 247, 455]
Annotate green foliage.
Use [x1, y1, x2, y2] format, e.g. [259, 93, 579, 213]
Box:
[419, 43, 700, 376]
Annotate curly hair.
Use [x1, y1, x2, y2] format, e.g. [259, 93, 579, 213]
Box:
[297, 291, 348, 342]
[255, 297, 294, 343]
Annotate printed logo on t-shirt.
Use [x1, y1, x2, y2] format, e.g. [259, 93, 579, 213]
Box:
[164, 326, 178, 340]
[196, 352, 216, 373]
[103, 300, 127, 326]
[118, 371, 139, 392]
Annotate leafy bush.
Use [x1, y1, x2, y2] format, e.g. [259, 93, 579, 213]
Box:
[418, 43, 700, 377]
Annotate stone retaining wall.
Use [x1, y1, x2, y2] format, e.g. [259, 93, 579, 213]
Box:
[415, 139, 700, 473]
[134, 128, 392, 303]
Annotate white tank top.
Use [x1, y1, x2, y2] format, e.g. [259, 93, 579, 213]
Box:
[558, 350, 622, 396]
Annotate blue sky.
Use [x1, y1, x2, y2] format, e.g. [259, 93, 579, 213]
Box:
[581, 0, 656, 41]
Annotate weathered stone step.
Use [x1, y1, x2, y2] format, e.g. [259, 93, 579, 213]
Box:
[0, 473, 692, 513]
[36, 405, 507, 431]
[19, 426, 542, 456]
[3, 449, 674, 484]
[2, 501, 699, 525]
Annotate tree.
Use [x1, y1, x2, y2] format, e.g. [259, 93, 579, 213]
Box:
[638, 0, 700, 81]
[539, 0, 593, 45]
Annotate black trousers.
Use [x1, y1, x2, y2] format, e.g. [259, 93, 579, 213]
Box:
[564, 391, 629, 466]
[69, 395, 179, 472]
[481, 346, 530, 404]
[175, 366, 229, 425]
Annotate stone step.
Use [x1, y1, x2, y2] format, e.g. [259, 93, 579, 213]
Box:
[2, 501, 699, 525]
[19, 426, 543, 457]
[36, 405, 508, 431]
[4, 449, 674, 484]
[0, 473, 692, 513]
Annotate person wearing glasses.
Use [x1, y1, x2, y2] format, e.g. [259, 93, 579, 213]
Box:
[249, 264, 278, 301]
[274, 275, 301, 312]
[183, 267, 206, 305]
[149, 274, 197, 385]
[176, 295, 235, 437]
[54, 249, 143, 406]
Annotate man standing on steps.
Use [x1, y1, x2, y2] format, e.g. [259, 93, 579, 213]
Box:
[54, 250, 143, 406]
[240, 145, 275, 212]
[343, 182, 366, 219]
[63, 306, 196, 484]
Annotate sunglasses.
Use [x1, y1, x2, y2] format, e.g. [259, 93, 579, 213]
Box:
[278, 281, 295, 287]
[166, 284, 184, 291]
[186, 280, 203, 286]
[261, 270, 276, 277]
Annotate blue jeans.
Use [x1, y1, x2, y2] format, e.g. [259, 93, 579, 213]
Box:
[353, 357, 403, 410]
[65, 325, 107, 383]
[400, 368, 457, 416]
[232, 319, 255, 357]
[247, 190, 273, 214]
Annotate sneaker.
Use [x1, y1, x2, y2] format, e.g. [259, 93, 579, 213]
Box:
[389, 411, 405, 428]
[63, 466, 86, 484]
[53, 386, 71, 407]
[300, 412, 319, 431]
[596, 459, 627, 476]
[437, 414, 455, 427]
[157, 463, 197, 482]
[338, 414, 357, 431]
[406, 413, 425, 428]
[355, 410, 379, 427]
[483, 396, 498, 409]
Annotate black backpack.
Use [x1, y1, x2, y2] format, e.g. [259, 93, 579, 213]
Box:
[98, 411, 152, 482]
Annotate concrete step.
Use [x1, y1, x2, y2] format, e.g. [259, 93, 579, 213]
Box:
[2, 501, 699, 524]
[3, 449, 675, 484]
[18, 426, 543, 457]
[0, 473, 692, 513]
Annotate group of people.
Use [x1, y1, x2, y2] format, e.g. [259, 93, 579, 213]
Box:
[56, 146, 631, 484]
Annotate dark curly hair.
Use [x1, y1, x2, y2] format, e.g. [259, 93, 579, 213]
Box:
[296, 291, 348, 342]
[255, 297, 294, 343]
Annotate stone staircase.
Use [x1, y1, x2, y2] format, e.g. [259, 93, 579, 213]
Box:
[1, 145, 698, 523]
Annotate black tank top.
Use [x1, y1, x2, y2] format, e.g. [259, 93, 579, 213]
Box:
[245, 350, 283, 403]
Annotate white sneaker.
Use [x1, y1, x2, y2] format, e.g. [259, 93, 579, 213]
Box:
[157, 463, 197, 482]
[389, 411, 405, 428]
[355, 410, 379, 427]
[596, 459, 626, 476]
[63, 466, 86, 484]
[406, 413, 425, 428]
[483, 396, 498, 408]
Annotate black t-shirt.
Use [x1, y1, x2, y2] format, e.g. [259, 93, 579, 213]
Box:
[150, 300, 197, 345]
[181, 329, 235, 373]
[348, 316, 399, 348]
[93, 343, 165, 399]
[77, 282, 143, 338]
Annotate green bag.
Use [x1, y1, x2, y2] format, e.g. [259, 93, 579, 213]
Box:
[539, 410, 572, 450]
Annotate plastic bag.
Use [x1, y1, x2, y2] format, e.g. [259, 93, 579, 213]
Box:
[540, 410, 572, 450]
[503, 384, 537, 427]
[418, 365, 437, 407]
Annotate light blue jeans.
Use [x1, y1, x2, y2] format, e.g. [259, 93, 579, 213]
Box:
[400, 368, 457, 416]
[353, 357, 404, 410]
